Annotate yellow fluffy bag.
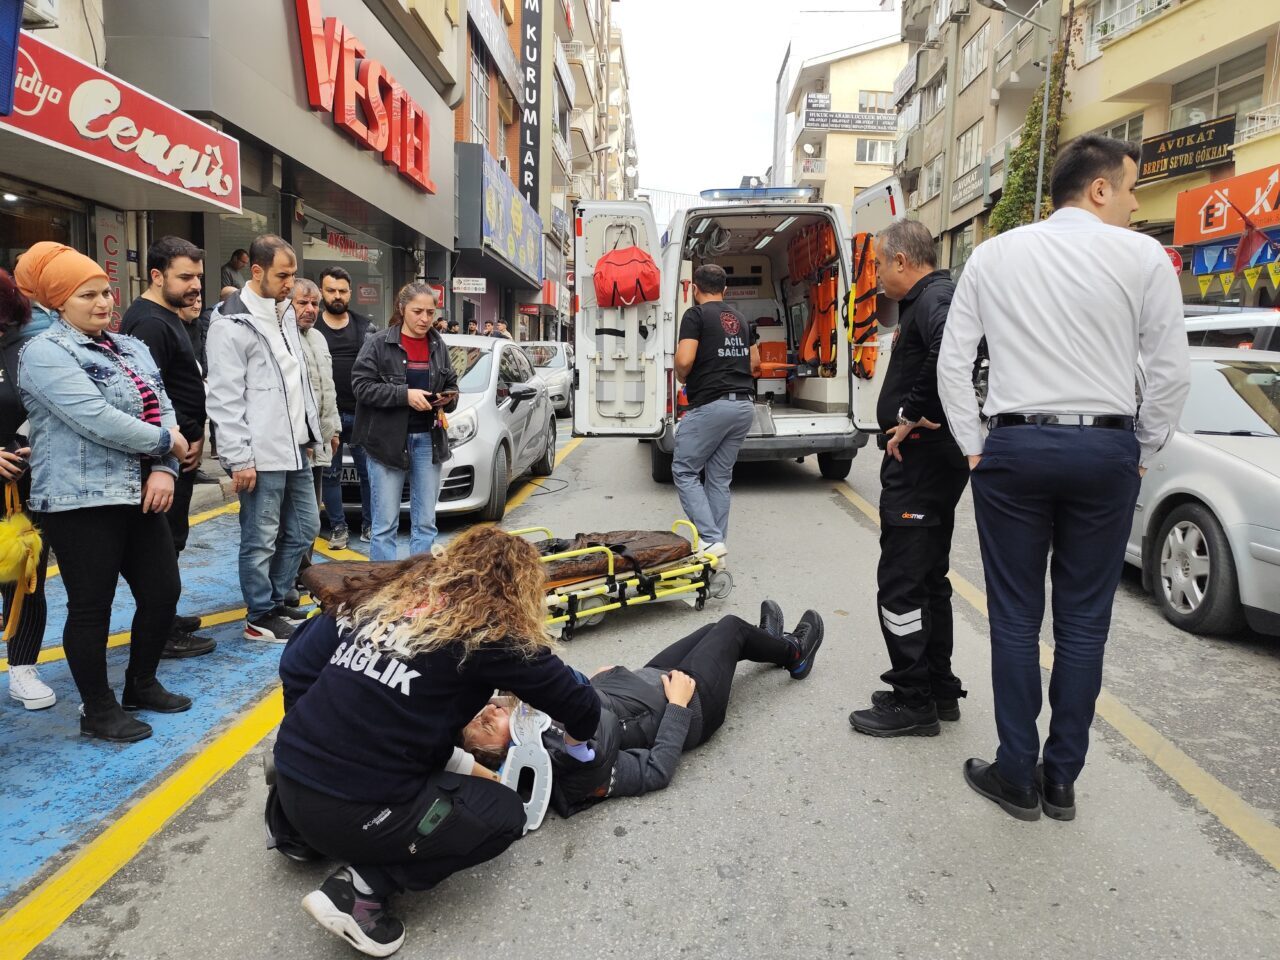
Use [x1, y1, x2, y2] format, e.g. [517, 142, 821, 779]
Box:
[0, 481, 42, 643]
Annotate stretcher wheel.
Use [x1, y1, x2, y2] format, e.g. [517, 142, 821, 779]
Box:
[579, 596, 609, 627]
[709, 569, 735, 600]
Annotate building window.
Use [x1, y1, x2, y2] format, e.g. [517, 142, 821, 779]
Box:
[960, 24, 990, 90]
[856, 139, 893, 164]
[922, 154, 945, 201]
[951, 221, 977, 278]
[859, 91, 893, 114]
[470, 41, 490, 149]
[955, 120, 984, 177]
[898, 93, 921, 135]
[1101, 114, 1144, 143]
[1170, 46, 1265, 130]
[922, 75, 947, 119]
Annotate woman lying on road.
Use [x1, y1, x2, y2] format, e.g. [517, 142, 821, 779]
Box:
[273, 526, 600, 958]
[460, 603, 824, 817]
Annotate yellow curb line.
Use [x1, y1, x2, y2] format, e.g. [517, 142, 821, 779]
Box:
[834, 482, 1280, 871]
[0, 439, 589, 958]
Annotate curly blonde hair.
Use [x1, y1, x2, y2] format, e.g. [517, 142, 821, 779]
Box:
[348, 527, 552, 661]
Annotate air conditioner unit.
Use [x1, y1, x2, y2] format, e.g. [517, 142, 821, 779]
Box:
[923, 18, 941, 48]
[909, 191, 921, 211]
[22, 0, 58, 29]
[949, 0, 971, 21]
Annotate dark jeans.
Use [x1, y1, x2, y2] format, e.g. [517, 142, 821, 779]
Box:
[876, 440, 971, 707]
[971, 424, 1141, 787]
[37, 505, 180, 711]
[165, 468, 197, 554]
[644, 614, 793, 745]
[322, 410, 369, 532]
[277, 770, 526, 897]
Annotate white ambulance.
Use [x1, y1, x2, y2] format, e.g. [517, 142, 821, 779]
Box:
[571, 182, 904, 482]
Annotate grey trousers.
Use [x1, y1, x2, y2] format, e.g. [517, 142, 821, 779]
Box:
[672, 397, 755, 545]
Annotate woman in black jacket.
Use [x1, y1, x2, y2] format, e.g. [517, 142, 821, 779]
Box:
[462, 602, 825, 817]
[0, 270, 54, 710]
[274, 526, 600, 958]
[351, 282, 458, 562]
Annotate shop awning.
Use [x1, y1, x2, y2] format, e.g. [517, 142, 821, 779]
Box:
[0, 31, 242, 214]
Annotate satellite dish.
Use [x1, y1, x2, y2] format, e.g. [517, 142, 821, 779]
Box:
[802, 142, 816, 156]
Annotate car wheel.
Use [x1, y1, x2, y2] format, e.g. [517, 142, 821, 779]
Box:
[1152, 503, 1246, 635]
[478, 446, 509, 522]
[531, 420, 556, 476]
[650, 442, 673, 484]
[817, 451, 853, 480]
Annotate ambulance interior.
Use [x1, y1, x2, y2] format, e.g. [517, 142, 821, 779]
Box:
[675, 209, 851, 422]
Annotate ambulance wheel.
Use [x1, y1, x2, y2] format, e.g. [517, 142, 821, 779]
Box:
[650, 443, 674, 484]
[709, 569, 734, 600]
[478, 446, 509, 522]
[817, 452, 853, 480]
[579, 596, 608, 627]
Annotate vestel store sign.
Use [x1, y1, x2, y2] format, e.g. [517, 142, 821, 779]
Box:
[294, 0, 437, 193]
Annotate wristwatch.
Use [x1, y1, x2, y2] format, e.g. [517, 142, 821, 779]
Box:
[896, 407, 913, 428]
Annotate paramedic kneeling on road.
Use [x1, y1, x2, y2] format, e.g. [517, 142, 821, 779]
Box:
[848, 220, 970, 739]
[272, 526, 600, 957]
[673, 264, 760, 559]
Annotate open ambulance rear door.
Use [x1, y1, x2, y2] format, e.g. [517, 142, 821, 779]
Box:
[572, 201, 669, 438]
[848, 177, 905, 434]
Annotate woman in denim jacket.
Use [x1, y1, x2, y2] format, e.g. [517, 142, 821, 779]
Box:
[15, 243, 194, 743]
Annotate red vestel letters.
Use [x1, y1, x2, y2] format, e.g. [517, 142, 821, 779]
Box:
[295, 0, 436, 193]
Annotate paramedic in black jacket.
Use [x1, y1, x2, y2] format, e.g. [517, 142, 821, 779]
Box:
[273, 527, 600, 958]
[461, 603, 825, 817]
[849, 219, 971, 739]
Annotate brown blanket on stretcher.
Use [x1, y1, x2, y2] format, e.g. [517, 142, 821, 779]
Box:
[300, 530, 695, 609]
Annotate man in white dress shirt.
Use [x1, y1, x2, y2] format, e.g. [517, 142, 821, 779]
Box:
[937, 135, 1190, 822]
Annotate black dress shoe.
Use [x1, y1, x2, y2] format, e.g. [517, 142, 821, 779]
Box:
[963, 758, 1040, 821]
[1035, 761, 1076, 821]
[758, 599, 784, 640]
[850, 693, 939, 736]
[872, 690, 961, 722]
[122, 678, 193, 714]
[81, 703, 152, 742]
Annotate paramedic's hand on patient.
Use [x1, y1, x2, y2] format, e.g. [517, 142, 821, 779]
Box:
[661, 670, 697, 708]
[886, 418, 940, 462]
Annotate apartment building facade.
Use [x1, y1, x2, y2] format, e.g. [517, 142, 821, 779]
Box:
[891, 0, 1280, 304]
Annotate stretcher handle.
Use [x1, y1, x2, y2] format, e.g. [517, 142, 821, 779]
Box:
[671, 519, 702, 552]
[510, 527, 554, 540]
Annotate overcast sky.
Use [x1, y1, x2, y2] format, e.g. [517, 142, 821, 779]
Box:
[613, 0, 901, 196]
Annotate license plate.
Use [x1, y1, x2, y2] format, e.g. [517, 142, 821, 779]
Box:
[340, 466, 359, 483]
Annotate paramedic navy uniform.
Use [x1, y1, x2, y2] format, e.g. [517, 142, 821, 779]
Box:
[874, 270, 970, 708]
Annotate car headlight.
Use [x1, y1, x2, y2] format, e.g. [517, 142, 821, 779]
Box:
[447, 407, 478, 446]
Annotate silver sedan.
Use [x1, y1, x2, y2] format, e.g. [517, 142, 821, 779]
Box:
[521, 341, 575, 418]
[1125, 348, 1280, 636]
[339, 335, 558, 523]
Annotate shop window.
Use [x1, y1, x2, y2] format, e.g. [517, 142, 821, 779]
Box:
[0, 187, 87, 273]
[955, 120, 984, 177]
[299, 211, 393, 327]
[856, 139, 893, 164]
[950, 221, 976, 279]
[921, 155, 945, 202]
[960, 23, 990, 91]
[1170, 46, 1265, 130]
[470, 39, 491, 149]
[859, 91, 893, 114]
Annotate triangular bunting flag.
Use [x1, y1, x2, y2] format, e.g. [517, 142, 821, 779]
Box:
[1244, 266, 1263, 290]
[1218, 273, 1235, 295]
[1270, 262, 1280, 287]
[1198, 275, 1213, 297]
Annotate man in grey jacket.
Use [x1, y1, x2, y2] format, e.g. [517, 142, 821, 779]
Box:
[206, 235, 321, 642]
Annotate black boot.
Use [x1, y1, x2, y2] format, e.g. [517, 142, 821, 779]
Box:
[81, 701, 152, 743]
[123, 677, 193, 714]
[963, 758, 1041, 822]
[850, 692, 940, 736]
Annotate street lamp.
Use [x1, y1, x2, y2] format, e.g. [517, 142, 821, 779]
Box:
[568, 144, 610, 164]
[976, 0, 1055, 221]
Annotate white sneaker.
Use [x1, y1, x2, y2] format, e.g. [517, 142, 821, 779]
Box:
[701, 541, 728, 559]
[8, 664, 56, 710]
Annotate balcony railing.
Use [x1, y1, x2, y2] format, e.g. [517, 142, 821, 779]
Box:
[1239, 103, 1280, 143]
[994, 0, 1050, 74]
[798, 158, 828, 177]
[988, 125, 1024, 169]
[1095, 0, 1178, 45]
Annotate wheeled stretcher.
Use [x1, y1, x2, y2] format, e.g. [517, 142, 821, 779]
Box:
[299, 521, 733, 639]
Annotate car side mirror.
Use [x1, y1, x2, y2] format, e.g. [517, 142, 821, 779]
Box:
[509, 382, 537, 407]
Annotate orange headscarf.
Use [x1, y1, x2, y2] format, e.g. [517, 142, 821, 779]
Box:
[13, 242, 108, 311]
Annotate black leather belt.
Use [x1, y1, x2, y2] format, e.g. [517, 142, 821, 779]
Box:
[991, 413, 1134, 430]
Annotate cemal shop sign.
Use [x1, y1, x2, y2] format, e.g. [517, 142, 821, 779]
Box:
[0, 31, 241, 212]
[294, 0, 437, 194]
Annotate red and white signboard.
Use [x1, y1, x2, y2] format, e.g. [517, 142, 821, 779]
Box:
[0, 31, 242, 213]
[1164, 246, 1184, 275]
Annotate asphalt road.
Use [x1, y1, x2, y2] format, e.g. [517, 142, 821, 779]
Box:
[29, 429, 1280, 959]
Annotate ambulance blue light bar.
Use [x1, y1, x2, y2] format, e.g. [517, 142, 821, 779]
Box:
[698, 187, 818, 202]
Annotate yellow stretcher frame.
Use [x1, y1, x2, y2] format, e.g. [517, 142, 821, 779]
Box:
[509, 520, 734, 639]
